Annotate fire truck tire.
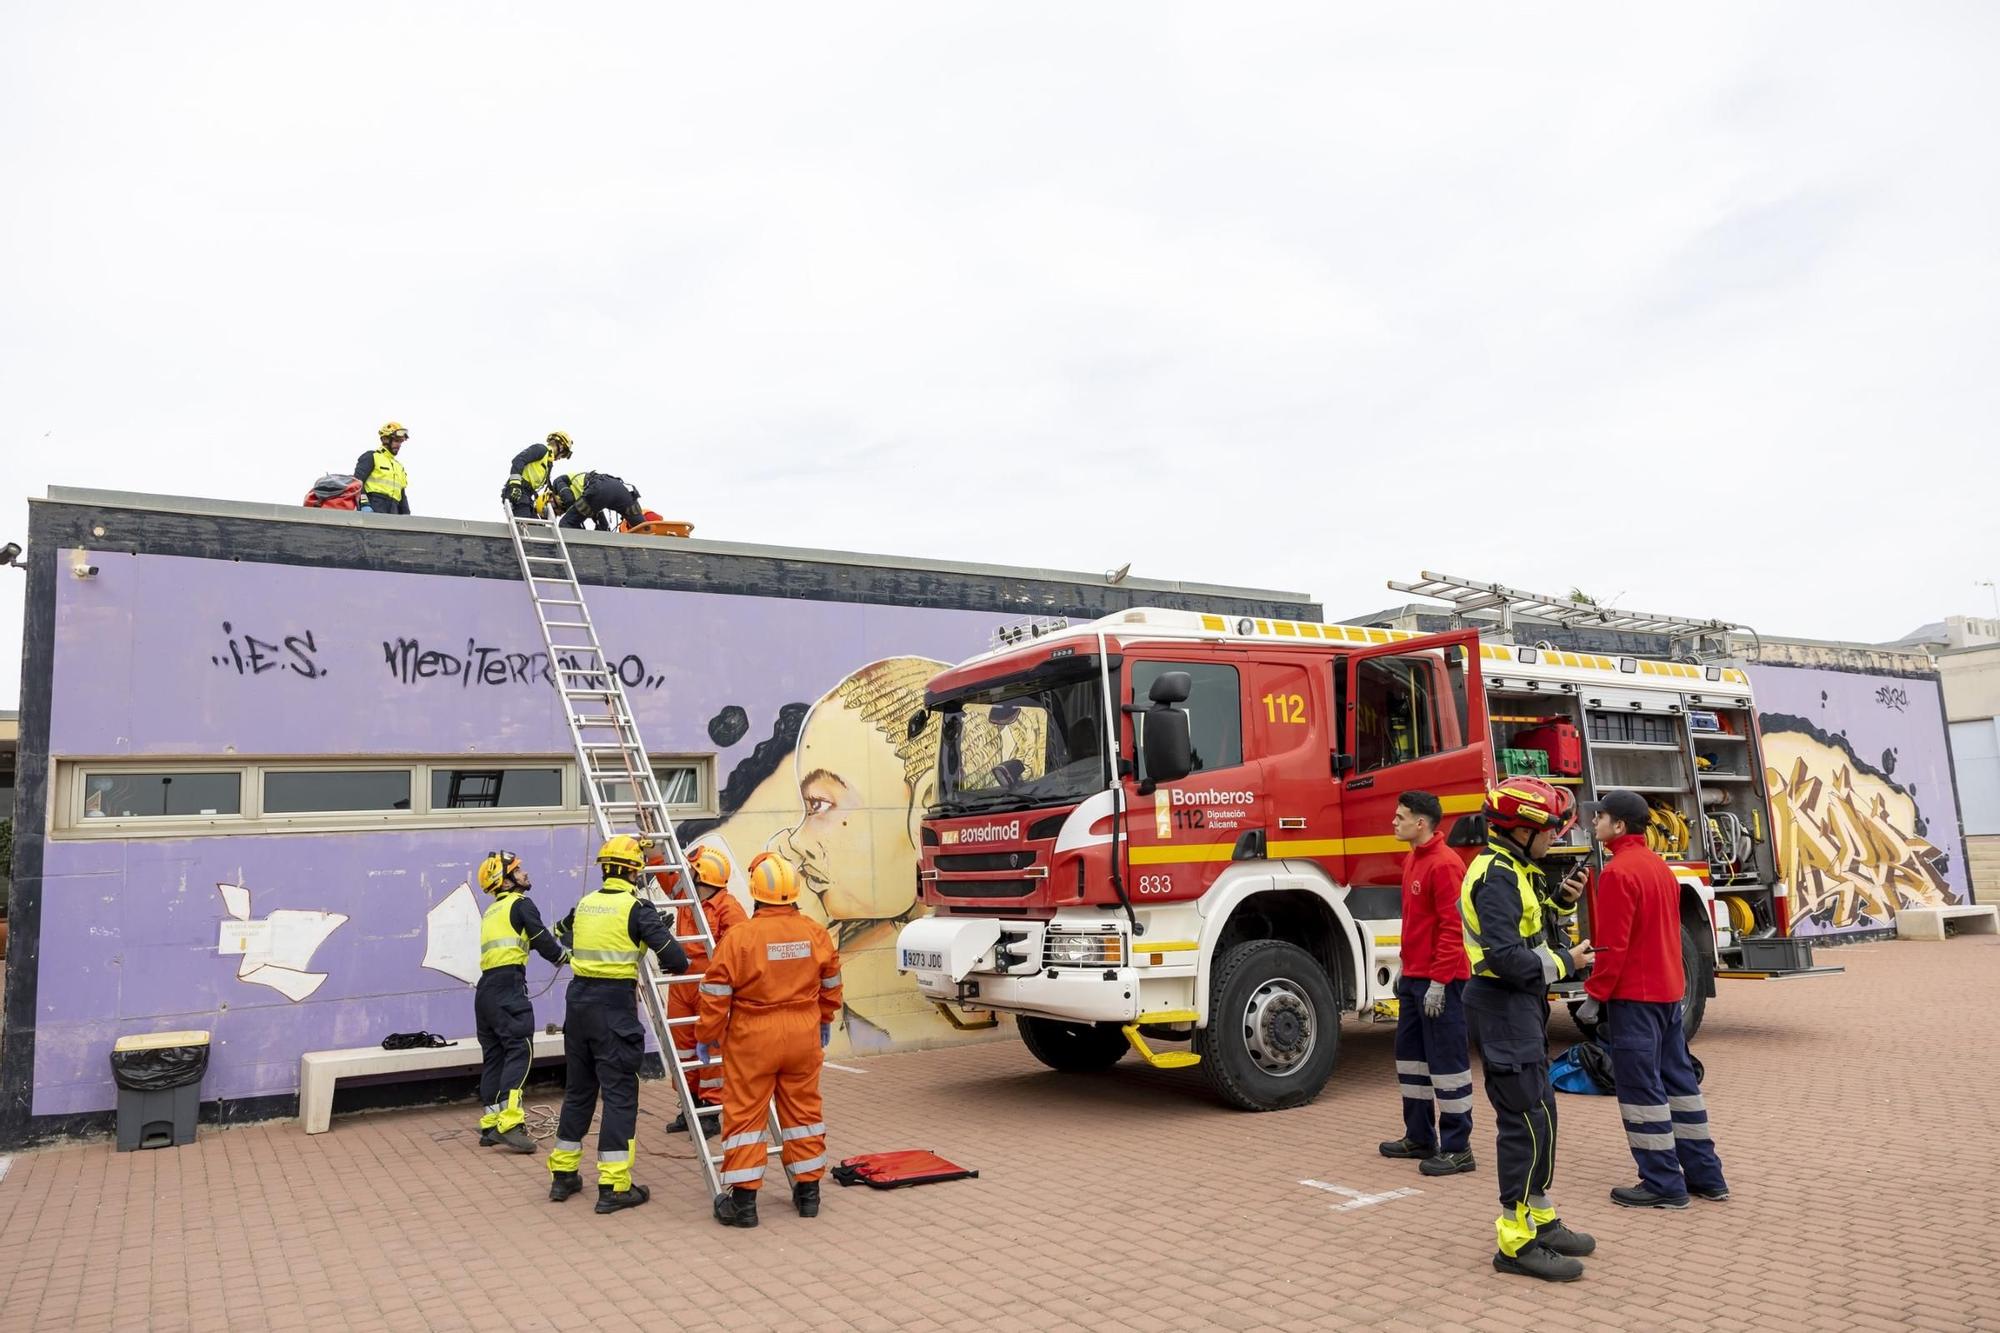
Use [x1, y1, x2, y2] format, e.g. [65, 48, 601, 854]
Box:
[1195, 939, 1340, 1112]
[1680, 923, 1709, 1042]
[1017, 1017, 1130, 1073]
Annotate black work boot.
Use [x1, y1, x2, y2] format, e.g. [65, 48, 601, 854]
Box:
[1691, 1183, 1731, 1202]
[1493, 1241, 1584, 1283]
[1419, 1150, 1475, 1177]
[1611, 1185, 1690, 1209]
[495, 1126, 536, 1155]
[1535, 1221, 1597, 1257]
[664, 1110, 693, 1134]
[548, 1171, 583, 1203]
[1377, 1137, 1435, 1159]
[595, 1182, 651, 1214]
[478, 1128, 500, 1148]
[793, 1181, 821, 1218]
[713, 1187, 760, 1228]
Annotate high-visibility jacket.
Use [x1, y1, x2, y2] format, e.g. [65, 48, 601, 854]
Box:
[1584, 834, 1686, 1003]
[555, 877, 687, 980]
[479, 891, 568, 973]
[1459, 837, 1575, 993]
[361, 447, 408, 501]
[509, 442, 558, 492]
[481, 893, 530, 969]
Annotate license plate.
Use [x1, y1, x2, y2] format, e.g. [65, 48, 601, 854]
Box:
[901, 949, 944, 972]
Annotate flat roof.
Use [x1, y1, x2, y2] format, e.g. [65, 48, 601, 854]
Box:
[40, 487, 1312, 605]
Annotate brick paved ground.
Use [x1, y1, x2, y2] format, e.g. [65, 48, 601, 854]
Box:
[1, 936, 1996, 1332]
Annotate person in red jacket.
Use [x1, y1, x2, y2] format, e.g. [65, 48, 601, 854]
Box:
[697, 853, 843, 1228]
[1378, 791, 1477, 1176]
[1580, 791, 1729, 1209]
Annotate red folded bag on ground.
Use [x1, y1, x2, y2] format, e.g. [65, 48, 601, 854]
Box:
[830, 1150, 979, 1189]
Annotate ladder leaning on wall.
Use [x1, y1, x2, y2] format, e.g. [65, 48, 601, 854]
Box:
[501, 505, 789, 1203]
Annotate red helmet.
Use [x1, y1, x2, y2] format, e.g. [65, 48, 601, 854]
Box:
[1484, 778, 1575, 834]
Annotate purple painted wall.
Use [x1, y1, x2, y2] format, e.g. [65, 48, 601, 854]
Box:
[1748, 664, 1969, 936]
[37, 551, 998, 1115]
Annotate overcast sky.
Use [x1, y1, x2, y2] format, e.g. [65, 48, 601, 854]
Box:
[4, 3, 1997, 706]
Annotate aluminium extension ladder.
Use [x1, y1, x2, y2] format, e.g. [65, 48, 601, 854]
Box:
[502, 506, 789, 1202]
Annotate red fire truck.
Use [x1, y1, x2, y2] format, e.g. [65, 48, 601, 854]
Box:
[897, 608, 1833, 1111]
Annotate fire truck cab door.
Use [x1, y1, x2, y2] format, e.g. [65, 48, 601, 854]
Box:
[1336, 630, 1491, 891]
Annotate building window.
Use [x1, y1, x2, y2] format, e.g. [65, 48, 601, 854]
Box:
[82, 771, 242, 819]
[601, 758, 716, 816]
[263, 769, 414, 814]
[430, 767, 564, 810]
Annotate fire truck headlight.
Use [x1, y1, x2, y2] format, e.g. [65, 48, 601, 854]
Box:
[1043, 931, 1126, 968]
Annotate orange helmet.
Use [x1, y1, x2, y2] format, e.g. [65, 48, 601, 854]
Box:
[1484, 778, 1575, 835]
[746, 852, 800, 906]
[687, 845, 732, 889]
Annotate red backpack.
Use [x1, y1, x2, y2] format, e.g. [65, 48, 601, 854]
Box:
[304, 474, 362, 510]
[830, 1150, 978, 1189]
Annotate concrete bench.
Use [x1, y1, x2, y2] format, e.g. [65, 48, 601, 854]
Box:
[300, 1030, 567, 1134]
[1897, 904, 1999, 942]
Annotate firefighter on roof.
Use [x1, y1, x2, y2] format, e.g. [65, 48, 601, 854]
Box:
[504, 431, 573, 518]
[1378, 790, 1476, 1177]
[655, 843, 748, 1135]
[473, 851, 570, 1152]
[1460, 778, 1598, 1282]
[356, 422, 411, 515]
[548, 835, 690, 1213]
[546, 471, 646, 531]
[697, 853, 843, 1228]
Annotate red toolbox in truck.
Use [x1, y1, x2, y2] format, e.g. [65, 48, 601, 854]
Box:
[1514, 720, 1584, 777]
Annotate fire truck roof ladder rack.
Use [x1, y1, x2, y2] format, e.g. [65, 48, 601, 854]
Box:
[1386, 571, 1758, 660]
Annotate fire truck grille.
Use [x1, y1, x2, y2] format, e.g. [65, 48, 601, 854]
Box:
[932, 878, 1037, 899]
[934, 851, 1037, 873]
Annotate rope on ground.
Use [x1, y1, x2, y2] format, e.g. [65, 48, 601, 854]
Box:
[524, 1104, 562, 1141]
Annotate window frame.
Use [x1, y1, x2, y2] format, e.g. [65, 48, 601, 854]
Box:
[1350, 649, 1472, 774]
[51, 752, 719, 839]
[1131, 658, 1247, 781]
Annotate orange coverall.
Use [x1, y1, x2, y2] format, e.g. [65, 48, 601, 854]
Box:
[670, 885, 748, 1107]
[695, 904, 843, 1191]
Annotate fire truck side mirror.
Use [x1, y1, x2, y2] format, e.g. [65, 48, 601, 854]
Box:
[1141, 705, 1193, 785]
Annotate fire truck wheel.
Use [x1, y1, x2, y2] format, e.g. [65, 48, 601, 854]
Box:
[1017, 1017, 1130, 1073]
[1680, 923, 1709, 1042]
[1195, 939, 1340, 1111]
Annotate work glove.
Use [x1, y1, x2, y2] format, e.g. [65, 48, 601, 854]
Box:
[819, 1023, 831, 1050]
[1575, 998, 1602, 1028]
[1422, 981, 1446, 1020]
[695, 1041, 716, 1066]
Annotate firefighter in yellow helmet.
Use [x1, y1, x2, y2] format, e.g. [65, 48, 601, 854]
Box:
[473, 851, 570, 1152]
[547, 834, 690, 1212]
[356, 422, 412, 515]
[504, 431, 574, 519]
[697, 852, 843, 1228]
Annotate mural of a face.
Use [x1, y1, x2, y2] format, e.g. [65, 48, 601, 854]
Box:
[777, 658, 943, 925]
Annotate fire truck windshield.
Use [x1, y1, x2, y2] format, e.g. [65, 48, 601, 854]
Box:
[933, 665, 1113, 814]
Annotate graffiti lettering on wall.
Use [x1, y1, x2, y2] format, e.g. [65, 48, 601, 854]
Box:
[380, 638, 667, 690]
[1762, 717, 1961, 933]
[210, 623, 326, 679]
[1875, 685, 1909, 713]
[214, 882, 346, 1001]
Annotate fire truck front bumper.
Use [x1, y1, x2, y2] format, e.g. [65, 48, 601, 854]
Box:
[897, 916, 1141, 1025]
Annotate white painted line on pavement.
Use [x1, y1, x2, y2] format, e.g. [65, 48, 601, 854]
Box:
[0, 1156, 12, 1185]
[1299, 1178, 1422, 1212]
[823, 1062, 868, 1074]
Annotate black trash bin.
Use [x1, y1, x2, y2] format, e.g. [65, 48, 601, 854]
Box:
[110, 1030, 210, 1151]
